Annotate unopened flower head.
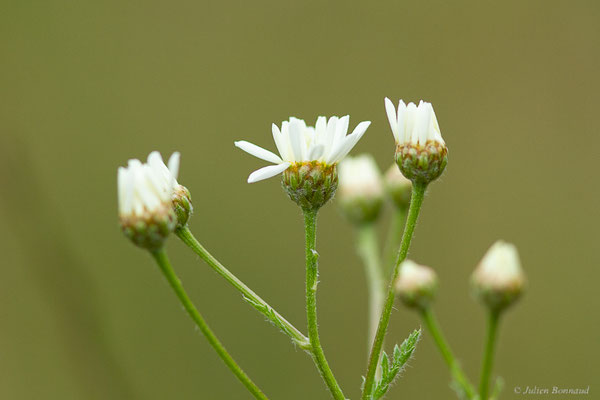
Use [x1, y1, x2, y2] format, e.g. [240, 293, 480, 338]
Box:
[337, 154, 384, 224]
[172, 184, 193, 229]
[384, 164, 412, 209]
[471, 241, 526, 312]
[235, 116, 371, 210]
[118, 151, 180, 250]
[394, 260, 438, 310]
[385, 98, 448, 184]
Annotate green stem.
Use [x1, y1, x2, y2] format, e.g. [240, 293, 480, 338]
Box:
[479, 310, 500, 400]
[303, 209, 346, 400]
[151, 248, 269, 400]
[421, 308, 476, 399]
[176, 226, 310, 349]
[383, 207, 407, 278]
[362, 182, 427, 400]
[357, 224, 385, 351]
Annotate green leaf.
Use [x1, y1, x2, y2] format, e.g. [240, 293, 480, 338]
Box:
[372, 328, 421, 399]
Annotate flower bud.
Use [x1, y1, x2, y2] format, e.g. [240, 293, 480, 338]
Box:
[385, 98, 448, 185]
[118, 151, 180, 250]
[384, 164, 412, 209]
[337, 154, 384, 224]
[172, 184, 193, 229]
[471, 241, 526, 312]
[282, 161, 338, 211]
[394, 260, 438, 311]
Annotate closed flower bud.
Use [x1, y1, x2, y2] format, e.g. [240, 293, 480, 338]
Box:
[172, 184, 193, 229]
[395, 260, 438, 311]
[471, 241, 526, 312]
[337, 154, 384, 224]
[384, 164, 412, 209]
[385, 98, 448, 185]
[118, 151, 180, 250]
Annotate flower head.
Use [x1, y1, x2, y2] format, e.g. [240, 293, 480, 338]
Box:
[395, 260, 438, 310]
[235, 116, 371, 183]
[471, 241, 526, 312]
[118, 151, 180, 249]
[236, 116, 370, 210]
[384, 98, 447, 184]
[337, 154, 384, 224]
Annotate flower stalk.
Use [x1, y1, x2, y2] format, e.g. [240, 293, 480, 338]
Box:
[362, 182, 427, 400]
[175, 226, 310, 349]
[303, 209, 346, 400]
[383, 207, 407, 276]
[420, 308, 476, 399]
[479, 310, 500, 400]
[150, 248, 268, 400]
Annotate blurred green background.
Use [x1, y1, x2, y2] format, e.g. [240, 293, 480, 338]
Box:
[1, 0, 599, 399]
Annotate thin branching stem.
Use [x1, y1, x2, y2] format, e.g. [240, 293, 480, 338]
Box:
[421, 308, 476, 399]
[362, 182, 427, 400]
[479, 310, 500, 400]
[176, 226, 310, 349]
[303, 209, 346, 400]
[151, 248, 268, 400]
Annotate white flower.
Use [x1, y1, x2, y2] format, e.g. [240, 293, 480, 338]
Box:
[473, 241, 525, 291]
[395, 260, 438, 309]
[338, 154, 383, 200]
[235, 116, 371, 183]
[118, 151, 180, 218]
[384, 98, 444, 146]
[396, 260, 438, 294]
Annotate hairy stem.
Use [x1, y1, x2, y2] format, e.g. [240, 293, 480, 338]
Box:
[383, 206, 407, 277]
[479, 310, 500, 400]
[421, 308, 476, 399]
[176, 226, 310, 349]
[303, 209, 346, 400]
[362, 182, 427, 400]
[151, 248, 268, 400]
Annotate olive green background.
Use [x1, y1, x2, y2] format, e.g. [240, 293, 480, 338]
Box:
[1, 0, 599, 399]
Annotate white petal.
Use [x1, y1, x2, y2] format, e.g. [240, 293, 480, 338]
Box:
[429, 106, 445, 144]
[415, 103, 432, 145]
[384, 98, 399, 141]
[271, 123, 289, 161]
[328, 121, 370, 163]
[396, 100, 407, 142]
[406, 102, 418, 144]
[247, 162, 291, 183]
[308, 144, 324, 160]
[235, 140, 283, 164]
[315, 116, 327, 137]
[331, 115, 349, 156]
[167, 152, 180, 185]
[288, 119, 306, 161]
[323, 116, 338, 153]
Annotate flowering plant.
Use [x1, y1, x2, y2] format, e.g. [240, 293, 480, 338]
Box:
[117, 99, 525, 400]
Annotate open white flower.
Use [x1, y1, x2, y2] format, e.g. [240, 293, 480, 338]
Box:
[235, 116, 371, 183]
[118, 151, 180, 219]
[384, 98, 444, 146]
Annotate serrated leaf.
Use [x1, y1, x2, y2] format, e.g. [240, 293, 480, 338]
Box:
[372, 328, 422, 399]
[381, 352, 391, 380]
